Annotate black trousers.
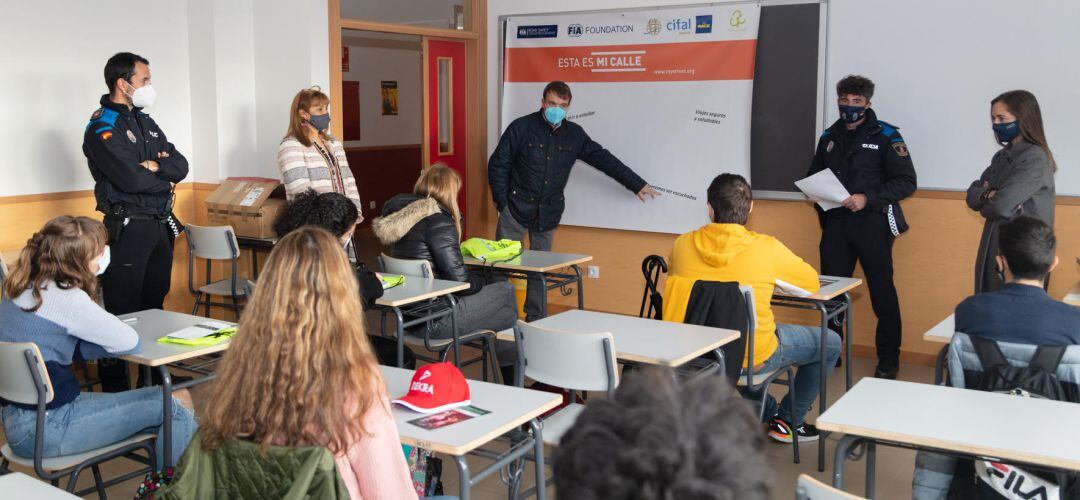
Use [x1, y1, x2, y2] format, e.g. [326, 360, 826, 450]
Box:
[819, 211, 902, 366]
[99, 219, 175, 391]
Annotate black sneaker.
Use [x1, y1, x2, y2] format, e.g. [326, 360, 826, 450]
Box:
[874, 363, 899, 379]
[768, 418, 820, 443]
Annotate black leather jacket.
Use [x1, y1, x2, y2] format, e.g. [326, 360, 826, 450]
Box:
[488, 110, 647, 232]
[372, 194, 483, 295]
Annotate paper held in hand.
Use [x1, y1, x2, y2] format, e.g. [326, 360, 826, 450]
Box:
[795, 169, 851, 211]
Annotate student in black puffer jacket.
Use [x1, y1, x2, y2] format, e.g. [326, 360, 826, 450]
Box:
[373, 164, 519, 379]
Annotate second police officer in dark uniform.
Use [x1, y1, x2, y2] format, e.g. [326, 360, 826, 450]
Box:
[807, 75, 917, 380]
[83, 52, 188, 391]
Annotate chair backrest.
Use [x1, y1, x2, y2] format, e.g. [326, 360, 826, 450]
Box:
[186, 224, 240, 261]
[514, 320, 618, 395]
[795, 474, 865, 500]
[639, 255, 667, 319]
[0, 341, 53, 406]
[378, 253, 433, 278]
[947, 332, 1080, 399]
[0, 252, 8, 297]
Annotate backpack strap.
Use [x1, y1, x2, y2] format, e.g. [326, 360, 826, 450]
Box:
[970, 335, 1009, 371]
[1028, 345, 1067, 373]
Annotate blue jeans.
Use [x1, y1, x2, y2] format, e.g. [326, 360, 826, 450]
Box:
[1, 386, 197, 467]
[744, 323, 841, 426]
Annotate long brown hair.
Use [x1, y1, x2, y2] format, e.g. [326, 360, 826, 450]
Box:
[200, 226, 382, 454]
[285, 86, 332, 147]
[992, 90, 1056, 171]
[4, 216, 106, 311]
[414, 163, 462, 237]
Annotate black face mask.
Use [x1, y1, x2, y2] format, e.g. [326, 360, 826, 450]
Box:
[839, 105, 867, 124]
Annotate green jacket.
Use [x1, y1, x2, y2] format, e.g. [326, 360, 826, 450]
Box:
[159, 433, 349, 500]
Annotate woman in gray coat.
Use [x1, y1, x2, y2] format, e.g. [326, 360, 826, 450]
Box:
[966, 90, 1056, 293]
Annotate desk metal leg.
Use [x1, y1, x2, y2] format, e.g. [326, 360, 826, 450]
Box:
[158, 366, 173, 469]
[832, 434, 862, 489]
[713, 348, 726, 380]
[454, 455, 472, 500]
[843, 293, 853, 390]
[447, 295, 461, 367]
[538, 273, 548, 318]
[570, 265, 584, 310]
[816, 301, 829, 472]
[393, 307, 406, 368]
[865, 441, 877, 499]
[250, 248, 259, 281]
[528, 419, 547, 500]
[934, 345, 948, 385]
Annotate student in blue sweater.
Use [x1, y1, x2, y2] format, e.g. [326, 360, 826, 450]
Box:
[956, 216, 1080, 344]
[0, 216, 197, 466]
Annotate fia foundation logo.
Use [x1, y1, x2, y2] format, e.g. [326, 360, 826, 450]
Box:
[568, 24, 582, 37]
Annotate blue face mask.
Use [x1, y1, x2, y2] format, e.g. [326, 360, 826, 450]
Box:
[993, 121, 1021, 145]
[308, 113, 331, 132]
[544, 106, 566, 127]
[839, 105, 867, 124]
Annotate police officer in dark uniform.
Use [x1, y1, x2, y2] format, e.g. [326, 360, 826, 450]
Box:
[807, 75, 916, 379]
[83, 52, 188, 391]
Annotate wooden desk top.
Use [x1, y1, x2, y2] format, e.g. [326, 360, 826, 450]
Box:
[495, 309, 740, 367]
[118, 309, 235, 367]
[374, 276, 469, 308]
[773, 275, 863, 301]
[382, 366, 561, 456]
[463, 250, 592, 273]
[923, 314, 955, 344]
[818, 378, 1080, 472]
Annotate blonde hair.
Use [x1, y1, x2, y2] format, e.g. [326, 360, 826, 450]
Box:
[285, 86, 332, 147]
[200, 226, 381, 454]
[4, 216, 107, 311]
[414, 163, 462, 237]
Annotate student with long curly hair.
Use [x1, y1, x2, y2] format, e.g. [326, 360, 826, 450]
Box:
[0, 215, 196, 467]
[197, 226, 415, 499]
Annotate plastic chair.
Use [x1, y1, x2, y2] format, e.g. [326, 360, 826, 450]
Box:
[0, 251, 9, 299]
[736, 285, 801, 463]
[638, 255, 667, 319]
[377, 254, 502, 381]
[186, 225, 253, 319]
[513, 320, 618, 445]
[795, 474, 865, 499]
[0, 342, 156, 499]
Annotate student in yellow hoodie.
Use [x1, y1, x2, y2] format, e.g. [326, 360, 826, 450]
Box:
[663, 173, 841, 444]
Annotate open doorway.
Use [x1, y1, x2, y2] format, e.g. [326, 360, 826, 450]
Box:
[340, 30, 424, 229]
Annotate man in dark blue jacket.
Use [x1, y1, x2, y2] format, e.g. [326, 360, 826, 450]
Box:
[956, 216, 1080, 345]
[489, 81, 658, 320]
[83, 52, 188, 391]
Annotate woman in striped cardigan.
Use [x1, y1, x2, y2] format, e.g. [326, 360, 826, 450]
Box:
[277, 87, 363, 222]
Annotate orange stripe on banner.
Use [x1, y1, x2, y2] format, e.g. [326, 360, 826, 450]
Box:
[504, 40, 757, 83]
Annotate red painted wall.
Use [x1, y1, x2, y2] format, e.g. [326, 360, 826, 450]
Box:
[345, 146, 422, 227]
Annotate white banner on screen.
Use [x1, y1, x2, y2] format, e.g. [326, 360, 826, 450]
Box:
[501, 5, 760, 234]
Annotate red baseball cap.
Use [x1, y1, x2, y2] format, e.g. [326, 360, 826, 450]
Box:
[393, 363, 471, 414]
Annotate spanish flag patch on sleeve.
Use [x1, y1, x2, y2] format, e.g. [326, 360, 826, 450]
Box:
[100, 130, 113, 141]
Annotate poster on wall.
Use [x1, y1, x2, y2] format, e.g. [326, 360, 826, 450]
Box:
[502, 5, 760, 234]
[381, 81, 399, 115]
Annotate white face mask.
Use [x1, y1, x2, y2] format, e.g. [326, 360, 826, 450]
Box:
[95, 246, 111, 276]
[125, 81, 157, 108]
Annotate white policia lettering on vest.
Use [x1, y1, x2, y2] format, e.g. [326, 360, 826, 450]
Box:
[861, 143, 879, 150]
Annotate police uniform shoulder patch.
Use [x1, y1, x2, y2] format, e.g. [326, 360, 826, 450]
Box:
[90, 108, 103, 120]
[892, 142, 909, 157]
[126, 130, 137, 143]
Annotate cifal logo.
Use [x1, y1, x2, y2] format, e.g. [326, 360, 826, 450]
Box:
[567, 24, 582, 37]
[644, 18, 661, 36]
[728, 9, 748, 31]
[666, 17, 694, 33]
[516, 24, 558, 39]
[695, 15, 713, 34]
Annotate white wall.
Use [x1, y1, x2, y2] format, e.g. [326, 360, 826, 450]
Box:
[341, 34, 422, 148]
[0, 1, 194, 196]
[0, 0, 331, 196]
[342, 0, 462, 30]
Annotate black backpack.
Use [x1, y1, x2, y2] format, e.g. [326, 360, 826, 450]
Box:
[948, 337, 1076, 500]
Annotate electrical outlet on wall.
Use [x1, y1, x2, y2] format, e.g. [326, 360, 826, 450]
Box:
[369, 200, 376, 210]
[587, 266, 600, 279]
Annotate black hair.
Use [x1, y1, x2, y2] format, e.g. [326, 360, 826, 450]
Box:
[273, 190, 358, 238]
[104, 52, 150, 94]
[998, 216, 1056, 281]
[553, 366, 771, 500]
[542, 81, 572, 103]
[707, 173, 752, 224]
[836, 74, 874, 100]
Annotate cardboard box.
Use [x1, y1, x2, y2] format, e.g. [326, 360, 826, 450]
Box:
[205, 177, 286, 239]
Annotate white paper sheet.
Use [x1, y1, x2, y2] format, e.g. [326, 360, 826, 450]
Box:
[167, 321, 232, 340]
[794, 169, 851, 211]
[775, 278, 813, 297]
